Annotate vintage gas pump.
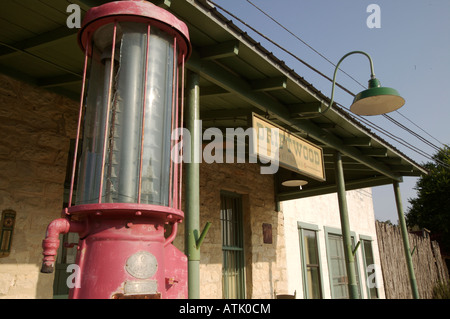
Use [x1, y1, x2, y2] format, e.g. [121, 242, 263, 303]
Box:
[40, 0, 191, 299]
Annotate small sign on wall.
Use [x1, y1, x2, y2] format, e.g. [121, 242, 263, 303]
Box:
[0, 209, 16, 257]
[262, 223, 272, 244]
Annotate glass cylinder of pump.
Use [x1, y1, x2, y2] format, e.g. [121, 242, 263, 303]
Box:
[76, 22, 177, 207]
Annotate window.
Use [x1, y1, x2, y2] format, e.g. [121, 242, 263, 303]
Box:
[220, 192, 245, 299]
[360, 236, 379, 299]
[325, 227, 361, 299]
[298, 222, 323, 299]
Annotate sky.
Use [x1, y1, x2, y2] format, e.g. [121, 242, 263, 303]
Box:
[211, 0, 450, 224]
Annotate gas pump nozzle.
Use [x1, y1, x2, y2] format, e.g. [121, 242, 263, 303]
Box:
[41, 218, 85, 273]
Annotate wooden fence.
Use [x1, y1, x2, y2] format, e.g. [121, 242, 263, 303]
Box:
[375, 221, 449, 299]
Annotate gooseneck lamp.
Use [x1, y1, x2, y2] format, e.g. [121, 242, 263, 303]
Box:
[350, 77, 405, 115]
[327, 51, 405, 116]
[41, 0, 191, 299]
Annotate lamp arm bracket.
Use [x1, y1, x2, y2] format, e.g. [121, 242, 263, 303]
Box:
[352, 240, 362, 256]
[299, 51, 375, 119]
[329, 51, 375, 112]
[195, 222, 212, 249]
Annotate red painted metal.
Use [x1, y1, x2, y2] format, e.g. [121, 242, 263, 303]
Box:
[178, 54, 185, 209]
[78, 0, 191, 63]
[174, 40, 180, 210]
[169, 38, 177, 208]
[41, 218, 85, 273]
[68, 36, 90, 208]
[66, 203, 184, 220]
[63, 204, 186, 299]
[41, 0, 190, 299]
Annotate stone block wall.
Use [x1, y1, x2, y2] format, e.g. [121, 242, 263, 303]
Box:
[0, 74, 288, 299]
[0, 75, 78, 298]
[173, 161, 288, 299]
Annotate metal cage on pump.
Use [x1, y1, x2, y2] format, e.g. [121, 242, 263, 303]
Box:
[41, 0, 191, 299]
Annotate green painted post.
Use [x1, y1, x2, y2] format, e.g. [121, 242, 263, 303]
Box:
[185, 71, 201, 299]
[393, 181, 420, 299]
[334, 151, 359, 299]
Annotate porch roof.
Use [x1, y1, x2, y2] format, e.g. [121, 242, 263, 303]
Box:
[0, 0, 427, 201]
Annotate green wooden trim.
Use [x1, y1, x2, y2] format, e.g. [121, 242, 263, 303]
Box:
[251, 76, 287, 92]
[152, 0, 171, 8]
[220, 192, 246, 299]
[359, 237, 380, 299]
[288, 102, 324, 115]
[360, 148, 388, 157]
[342, 137, 372, 147]
[200, 40, 240, 60]
[278, 176, 398, 201]
[298, 223, 324, 299]
[222, 246, 244, 251]
[0, 26, 77, 59]
[323, 226, 363, 299]
[186, 71, 201, 299]
[359, 234, 373, 241]
[297, 221, 320, 231]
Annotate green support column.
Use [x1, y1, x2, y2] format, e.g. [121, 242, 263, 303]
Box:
[185, 71, 201, 299]
[334, 151, 359, 299]
[393, 181, 420, 299]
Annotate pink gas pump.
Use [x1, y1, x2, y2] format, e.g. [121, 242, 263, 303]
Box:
[41, 0, 191, 299]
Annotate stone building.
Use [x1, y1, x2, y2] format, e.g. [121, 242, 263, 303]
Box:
[0, 0, 425, 299]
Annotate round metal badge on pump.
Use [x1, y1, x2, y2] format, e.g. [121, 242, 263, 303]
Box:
[125, 251, 158, 279]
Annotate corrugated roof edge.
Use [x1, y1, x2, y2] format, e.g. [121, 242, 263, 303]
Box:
[193, 0, 427, 176]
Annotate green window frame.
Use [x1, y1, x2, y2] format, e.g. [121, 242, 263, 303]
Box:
[298, 222, 323, 299]
[220, 191, 245, 299]
[324, 226, 362, 299]
[360, 235, 380, 299]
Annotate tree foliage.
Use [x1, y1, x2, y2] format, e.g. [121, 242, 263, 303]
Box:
[406, 145, 450, 253]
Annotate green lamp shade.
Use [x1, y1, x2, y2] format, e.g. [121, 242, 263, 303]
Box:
[350, 79, 405, 116]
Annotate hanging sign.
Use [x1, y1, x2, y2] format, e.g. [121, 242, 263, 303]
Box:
[252, 114, 325, 181]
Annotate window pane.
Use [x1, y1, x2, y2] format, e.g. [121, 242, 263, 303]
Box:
[1, 230, 11, 252]
[221, 193, 245, 299]
[303, 230, 319, 265]
[328, 233, 361, 299]
[363, 240, 379, 299]
[306, 266, 321, 299]
[363, 240, 374, 265]
[300, 228, 322, 299]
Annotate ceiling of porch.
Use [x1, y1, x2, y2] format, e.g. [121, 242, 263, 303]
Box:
[0, 0, 427, 201]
